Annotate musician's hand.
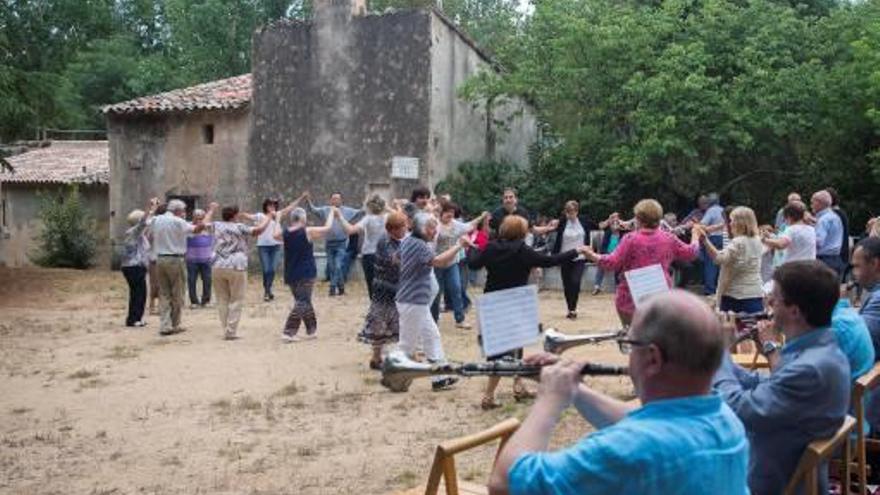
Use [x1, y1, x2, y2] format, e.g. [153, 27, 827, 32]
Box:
[523, 352, 559, 367]
[756, 320, 777, 345]
[537, 360, 582, 412]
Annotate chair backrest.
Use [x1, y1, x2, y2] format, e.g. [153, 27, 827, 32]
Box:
[853, 363, 880, 495]
[424, 418, 521, 495]
[784, 415, 857, 495]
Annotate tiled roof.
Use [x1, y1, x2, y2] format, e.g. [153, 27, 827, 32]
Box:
[0, 141, 109, 185]
[103, 74, 252, 116]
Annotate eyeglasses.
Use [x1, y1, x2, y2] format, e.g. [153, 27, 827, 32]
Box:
[616, 338, 652, 355]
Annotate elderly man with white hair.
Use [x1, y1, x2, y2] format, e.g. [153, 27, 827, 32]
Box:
[148, 199, 213, 335]
[811, 189, 845, 278]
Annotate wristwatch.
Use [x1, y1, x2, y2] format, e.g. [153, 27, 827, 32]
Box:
[761, 341, 781, 357]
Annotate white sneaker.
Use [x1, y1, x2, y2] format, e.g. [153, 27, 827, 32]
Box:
[282, 334, 301, 343]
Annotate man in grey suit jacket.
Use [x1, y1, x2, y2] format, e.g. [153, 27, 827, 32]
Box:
[713, 260, 851, 495]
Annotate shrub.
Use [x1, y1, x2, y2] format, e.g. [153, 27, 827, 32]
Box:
[32, 185, 97, 268]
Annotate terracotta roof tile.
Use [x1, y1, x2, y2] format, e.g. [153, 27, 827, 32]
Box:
[0, 141, 109, 185]
[103, 74, 251, 116]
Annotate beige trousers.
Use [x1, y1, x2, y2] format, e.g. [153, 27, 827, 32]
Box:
[214, 268, 247, 337]
[156, 257, 186, 333]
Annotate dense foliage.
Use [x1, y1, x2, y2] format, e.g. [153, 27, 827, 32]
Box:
[457, 0, 880, 224]
[32, 186, 98, 268]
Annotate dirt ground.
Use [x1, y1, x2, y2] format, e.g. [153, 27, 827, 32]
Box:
[0, 266, 633, 495]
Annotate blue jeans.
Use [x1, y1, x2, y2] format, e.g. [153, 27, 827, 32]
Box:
[258, 245, 281, 296]
[325, 240, 348, 290]
[702, 236, 724, 295]
[593, 266, 617, 290]
[432, 265, 465, 324]
[186, 261, 212, 305]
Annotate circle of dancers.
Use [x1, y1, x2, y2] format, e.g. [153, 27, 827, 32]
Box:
[118, 184, 880, 494]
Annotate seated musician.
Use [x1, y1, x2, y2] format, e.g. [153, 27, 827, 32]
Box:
[488, 290, 749, 495]
[713, 260, 850, 495]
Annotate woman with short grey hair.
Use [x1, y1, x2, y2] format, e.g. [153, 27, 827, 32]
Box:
[274, 201, 334, 342]
[121, 198, 159, 327]
[396, 212, 470, 391]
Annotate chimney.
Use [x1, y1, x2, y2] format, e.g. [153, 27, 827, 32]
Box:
[313, 0, 366, 19]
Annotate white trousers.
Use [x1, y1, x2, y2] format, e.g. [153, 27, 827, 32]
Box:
[396, 301, 445, 363]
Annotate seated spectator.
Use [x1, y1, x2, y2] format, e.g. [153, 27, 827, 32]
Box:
[488, 290, 748, 495]
[713, 260, 851, 495]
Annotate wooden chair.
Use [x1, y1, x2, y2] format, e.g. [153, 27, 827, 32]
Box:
[731, 352, 769, 370]
[852, 363, 880, 495]
[393, 418, 520, 495]
[784, 415, 857, 495]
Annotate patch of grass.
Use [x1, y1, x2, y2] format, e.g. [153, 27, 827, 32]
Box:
[362, 375, 380, 386]
[77, 378, 108, 390]
[274, 380, 302, 397]
[237, 395, 262, 411]
[462, 467, 483, 482]
[160, 455, 183, 467]
[68, 369, 98, 380]
[217, 440, 258, 462]
[281, 399, 306, 410]
[106, 345, 140, 360]
[391, 470, 419, 488]
[296, 446, 317, 457]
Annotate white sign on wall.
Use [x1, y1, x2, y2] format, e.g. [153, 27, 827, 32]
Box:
[391, 156, 420, 179]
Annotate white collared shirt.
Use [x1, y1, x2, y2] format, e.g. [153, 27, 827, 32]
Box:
[148, 212, 195, 255]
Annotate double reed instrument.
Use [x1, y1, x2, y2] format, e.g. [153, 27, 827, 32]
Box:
[542, 328, 627, 355]
[380, 351, 628, 392]
[727, 311, 772, 345]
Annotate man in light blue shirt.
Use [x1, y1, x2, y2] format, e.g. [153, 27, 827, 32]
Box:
[812, 190, 844, 278]
[714, 260, 850, 495]
[832, 299, 875, 380]
[306, 191, 363, 296]
[488, 290, 748, 495]
[700, 192, 725, 295]
[852, 237, 880, 429]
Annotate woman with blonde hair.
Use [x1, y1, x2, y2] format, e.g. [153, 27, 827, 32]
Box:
[468, 214, 591, 409]
[583, 199, 700, 325]
[699, 206, 765, 313]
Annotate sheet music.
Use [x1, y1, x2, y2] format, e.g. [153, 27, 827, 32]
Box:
[624, 263, 669, 308]
[477, 285, 540, 357]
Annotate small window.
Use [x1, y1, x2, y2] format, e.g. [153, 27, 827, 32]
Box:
[202, 124, 214, 144]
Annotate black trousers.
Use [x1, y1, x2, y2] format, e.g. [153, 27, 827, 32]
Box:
[560, 259, 586, 312]
[122, 265, 147, 325]
[362, 254, 376, 301]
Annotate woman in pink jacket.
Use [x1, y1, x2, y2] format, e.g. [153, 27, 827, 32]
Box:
[583, 199, 700, 325]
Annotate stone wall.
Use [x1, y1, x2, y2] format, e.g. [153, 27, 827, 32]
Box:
[249, 9, 433, 206]
[0, 183, 109, 267]
[107, 109, 251, 265]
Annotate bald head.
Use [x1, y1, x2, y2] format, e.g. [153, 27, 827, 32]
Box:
[631, 290, 724, 376]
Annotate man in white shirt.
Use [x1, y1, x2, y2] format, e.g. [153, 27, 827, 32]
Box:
[149, 199, 211, 335]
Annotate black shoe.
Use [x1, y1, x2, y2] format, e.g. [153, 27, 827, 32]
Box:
[431, 377, 458, 391]
[338, 286, 345, 296]
[268, 293, 275, 301]
[329, 287, 337, 297]
[566, 311, 577, 320]
[263, 294, 271, 302]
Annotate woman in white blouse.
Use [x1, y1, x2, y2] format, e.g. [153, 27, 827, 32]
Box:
[699, 206, 764, 313]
